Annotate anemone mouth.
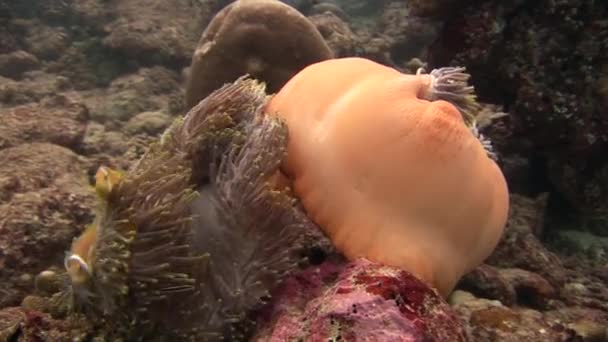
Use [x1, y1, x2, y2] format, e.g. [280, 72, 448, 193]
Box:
[420, 66, 480, 125]
[417, 66, 507, 161]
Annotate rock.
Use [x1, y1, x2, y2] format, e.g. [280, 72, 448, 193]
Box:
[0, 307, 21, 341]
[309, 12, 357, 58]
[560, 279, 608, 313]
[34, 270, 62, 296]
[352, 31, 393, 66]
[84, 66, 181, 124]
[185, 0, 333, 109]
[545, 307, 608, 342]
[82, 123, 158, 171]
[124, 110, 172, 135]
[254, 258, 467, 341]
[21, 295, 49, 312]
[0, 307, 92, 341]
[380, 2, 441, 62]
[547, 160, 608, 238]
[428, 0, 608, 231]
[0, 18, 22, 55]
[552, 230, 608, 261]
[310, 2, 350, 21]
[82, 122, 129, 156]
[451, 291, 575, 341]
[498, 155, 534, 197]
[598, 63, 608, 109]
[24, 24, 69, 60]
[0, 72, 70, 107]
[487, 194, 567, 287]
[0, 50, 39, 79]
[591, 263, 608, 283]
[0, 95, 89, 151]
[45, 37, 135, 90]
[334, 0, 384, 17]
[458, 264, 517, 307]
[407, 0, 470, 17]
[498, 268, 557, 310]
[568, 319, 607, 341]
[102, 0, 205, 68]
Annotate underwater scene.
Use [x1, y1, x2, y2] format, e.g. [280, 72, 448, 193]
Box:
[0, 0, 607, 341]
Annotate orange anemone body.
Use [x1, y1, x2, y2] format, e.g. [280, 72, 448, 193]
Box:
[266, 57, 509, 296]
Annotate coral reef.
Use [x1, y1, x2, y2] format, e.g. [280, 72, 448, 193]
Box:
[428, 0, 608, 236]
[309, 12, 357, 58]
[102, 0, 205, 68]
[0, 95, 88, 150]
[310, 2, 350, 21]
[0, 0, 211, 90]
[379, 1, 441, 65]
[184, 0, 333, 109]
[124, 110, 173, 136]
[0, 0, 607, 340]
[0, 143, 95, 308]
[487, 194, 567, 287]
[406, 0, 472, 18]
[450, 291, 576, 341]
[453, 193, 608, 340]
[0, 50, 39, 79]
[0, 306, 93, 341]
[312, 0, 442, 69]
[82, 66, 182, 125]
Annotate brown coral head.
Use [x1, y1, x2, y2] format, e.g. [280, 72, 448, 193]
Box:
[185, 0, 333, 109]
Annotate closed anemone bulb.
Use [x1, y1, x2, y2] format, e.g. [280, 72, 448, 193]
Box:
[267, 57, 509, 297]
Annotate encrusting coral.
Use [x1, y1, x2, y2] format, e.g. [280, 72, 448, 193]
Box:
[254, 258, 468, 341]
[266, 57, 510, 297]
[54, 77, 327, 341]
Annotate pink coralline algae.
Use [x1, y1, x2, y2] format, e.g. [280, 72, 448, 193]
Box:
[254, 258, 467, 341]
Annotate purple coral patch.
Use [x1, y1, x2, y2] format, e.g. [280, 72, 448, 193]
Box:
[254, 258, 466, 341]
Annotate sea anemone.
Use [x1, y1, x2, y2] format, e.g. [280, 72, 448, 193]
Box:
[55, 77, 327, 340]
[266, 57, 510, 297]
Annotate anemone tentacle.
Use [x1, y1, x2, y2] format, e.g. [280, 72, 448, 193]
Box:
[58, 77, 328, 341]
